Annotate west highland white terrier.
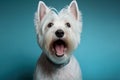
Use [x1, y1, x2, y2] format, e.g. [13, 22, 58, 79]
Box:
[34, 0, 82, 80]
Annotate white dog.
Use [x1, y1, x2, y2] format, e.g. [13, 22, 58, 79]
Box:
[34, 0, 82, 80]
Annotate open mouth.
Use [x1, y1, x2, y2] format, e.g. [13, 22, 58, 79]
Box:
[51, 39, 67, 57]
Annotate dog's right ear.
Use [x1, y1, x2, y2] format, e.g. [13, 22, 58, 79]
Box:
[68, 0, 80, 21]
[37, 1, 49, 21]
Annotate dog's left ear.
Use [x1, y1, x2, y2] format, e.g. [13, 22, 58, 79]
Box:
[37, 1, 49, 21]
[68, 0, 80, 20]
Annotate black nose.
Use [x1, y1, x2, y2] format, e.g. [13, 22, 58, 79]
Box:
[55, 29, 64, 38]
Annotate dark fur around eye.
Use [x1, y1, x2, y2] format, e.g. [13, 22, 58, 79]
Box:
[47, 22, 54, 28]
[66, 22, 71, 28]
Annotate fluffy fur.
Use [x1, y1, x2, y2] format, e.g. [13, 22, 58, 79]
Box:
[34, 0, 82, 80]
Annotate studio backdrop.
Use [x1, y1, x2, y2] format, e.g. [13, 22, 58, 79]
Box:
[0, 0, 120, 80]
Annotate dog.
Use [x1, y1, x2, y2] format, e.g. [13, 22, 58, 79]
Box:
[34, 0, 82, 80]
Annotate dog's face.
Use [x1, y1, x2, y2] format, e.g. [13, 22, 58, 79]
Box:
[35, 1, 82, 64]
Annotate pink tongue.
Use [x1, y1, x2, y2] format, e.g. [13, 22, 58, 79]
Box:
[55, 44, 64, 56]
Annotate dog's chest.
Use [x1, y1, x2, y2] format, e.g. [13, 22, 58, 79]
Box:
[34, 56, 82, 80]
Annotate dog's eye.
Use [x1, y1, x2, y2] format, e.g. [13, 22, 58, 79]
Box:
[66, 22, 71, 28]
[47, 22, 53, 28]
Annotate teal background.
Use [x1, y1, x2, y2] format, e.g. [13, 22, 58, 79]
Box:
[0, 0, 120, 80]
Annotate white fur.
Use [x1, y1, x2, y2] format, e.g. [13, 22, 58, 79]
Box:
[34, 0, 82, 80]
[34, 54, 82, 80]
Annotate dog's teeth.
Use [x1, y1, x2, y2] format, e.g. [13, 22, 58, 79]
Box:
[52, 48, 54, 51]
[64, 48, 67, 51]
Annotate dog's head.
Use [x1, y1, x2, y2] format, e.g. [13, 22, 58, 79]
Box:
[34, 1, 82, 64]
